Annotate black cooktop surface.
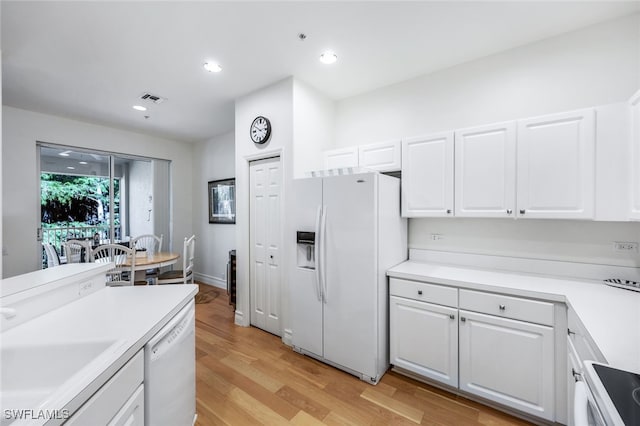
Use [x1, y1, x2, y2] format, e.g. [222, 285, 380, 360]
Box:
[593, 363, 640, 425]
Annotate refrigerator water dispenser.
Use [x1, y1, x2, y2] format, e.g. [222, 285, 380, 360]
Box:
[296, 231, 315, 269]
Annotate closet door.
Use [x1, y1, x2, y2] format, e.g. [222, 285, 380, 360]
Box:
[249, 157, 282, 336]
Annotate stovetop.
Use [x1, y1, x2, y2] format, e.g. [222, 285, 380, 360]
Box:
[593, 363, 640, 425]
[604, 278, 640, 292]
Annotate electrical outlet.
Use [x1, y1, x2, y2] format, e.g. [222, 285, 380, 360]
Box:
[613, 242, 639, 252]
[430, 233, 444, 241]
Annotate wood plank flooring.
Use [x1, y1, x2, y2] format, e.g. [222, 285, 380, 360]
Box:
[194, 284, 533, 426]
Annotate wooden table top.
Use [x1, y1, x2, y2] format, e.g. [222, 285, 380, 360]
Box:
[125, 252, 180, 269]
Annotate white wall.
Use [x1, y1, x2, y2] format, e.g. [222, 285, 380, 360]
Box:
[292, 80, 335, 178]
[234, 77, 294, 334]
[2, 106, 194, 278]
[335, 14, 640, 146]
[192, 131, 236, 288]
[334, 14, 640, 267]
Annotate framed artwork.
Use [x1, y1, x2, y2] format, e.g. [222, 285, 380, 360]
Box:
[208, 178, 236, 224]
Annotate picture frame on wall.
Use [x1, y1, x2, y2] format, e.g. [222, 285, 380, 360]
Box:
[208, 178, 236, 224]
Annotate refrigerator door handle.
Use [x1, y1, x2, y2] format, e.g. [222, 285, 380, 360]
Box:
[320, 204, 328, 304]
[314, 205, 322, 302]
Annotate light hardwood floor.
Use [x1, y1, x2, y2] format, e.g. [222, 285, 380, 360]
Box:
[194, 285, 533, 426]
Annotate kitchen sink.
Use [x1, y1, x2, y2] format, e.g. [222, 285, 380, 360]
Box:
[0, 339, 118, 423]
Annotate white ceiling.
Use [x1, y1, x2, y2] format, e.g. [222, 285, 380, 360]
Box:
[2, 1, 639, 143]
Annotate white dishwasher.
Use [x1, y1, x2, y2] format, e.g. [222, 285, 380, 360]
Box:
[144, 299, 196, 426]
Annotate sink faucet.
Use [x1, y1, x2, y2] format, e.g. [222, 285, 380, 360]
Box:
[0, 307, 17, 319]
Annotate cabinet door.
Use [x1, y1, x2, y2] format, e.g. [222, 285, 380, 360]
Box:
[459, 310, 555, 421]
[455, 122, 516, 217]
[358, 140, 401, 172]
[517, 109, 595, 219]
[630, 91, 640, 220]
[402, 132, 454, 217]
[108, 384, 144, 426]
[390, 296, 458, 387]
[323, 147, 359, 169]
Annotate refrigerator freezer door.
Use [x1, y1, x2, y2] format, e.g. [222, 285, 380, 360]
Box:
[291, 178, 324, 357]
[322, 173, 378, 379]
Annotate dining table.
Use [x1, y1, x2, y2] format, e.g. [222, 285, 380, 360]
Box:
[126, 251, 181, 283]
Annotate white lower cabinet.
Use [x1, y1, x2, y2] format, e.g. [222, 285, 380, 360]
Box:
[390, 296, 458, 387]
[458, 310, 555, 421]
[390, 279, 557, 422]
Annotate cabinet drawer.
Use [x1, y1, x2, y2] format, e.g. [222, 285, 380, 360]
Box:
[567, 307, 605, 363]
[459, 289, 554, 326]
[67, 350, 144, 425]
[390, 278, 457, 307]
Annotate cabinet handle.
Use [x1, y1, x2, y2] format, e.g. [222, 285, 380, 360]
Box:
[417, 290, 423, 295]
[506, 209, 512, 215]
[460, 317, 466, 322]
[446, 209, 452, 214]
[572, 368, 582, 381]
[519, 209, 526, 215]
[499, 304, 506, 311]
[568, 328, 576, 336]
[449, 314, 455, 320]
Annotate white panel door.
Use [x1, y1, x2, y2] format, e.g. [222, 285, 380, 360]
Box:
[323, 147, 359, 170]
[250, 157, 282, 336]
[517, 109, 595, 219]
[390, 296, 458, 387]
[402, 132, 454, 217]
[630, 91, 640, 220]
[358, 140, 402, 172]
[322, 173, 378, 380]
[290, 178, 324, 357]
[459, 310, 555, 421]
[455, 122, 516, 218]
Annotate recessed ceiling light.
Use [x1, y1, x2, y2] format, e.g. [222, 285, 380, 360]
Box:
[203, 62, 222, 73]
[319, 51, 338, 65]
[59, 151, 71, 157]
[67, 166, 75, 170]
[79, 161, 88, 165]
[133, 105, 147, 111]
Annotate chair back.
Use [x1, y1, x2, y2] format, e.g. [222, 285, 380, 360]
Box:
[63, 240, 92, 263]
[42, 243, 61, 268]
[183, 235, 196, 284]
[91, 244, 136, 285]
[131, 234, 163, 256]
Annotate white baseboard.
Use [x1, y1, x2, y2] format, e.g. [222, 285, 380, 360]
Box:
[194, 272, 226, 289]
[282, 328, 293, 347]
[234, 310, 247, 327]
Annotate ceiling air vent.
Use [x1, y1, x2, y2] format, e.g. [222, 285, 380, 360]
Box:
[138, 92, 167, 104]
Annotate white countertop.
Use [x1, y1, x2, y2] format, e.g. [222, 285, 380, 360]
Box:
[387, 260, 640, 372]
[0, 284, 198, 424]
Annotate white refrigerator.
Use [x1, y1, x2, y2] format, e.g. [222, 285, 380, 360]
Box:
[290, 172, 407, 384]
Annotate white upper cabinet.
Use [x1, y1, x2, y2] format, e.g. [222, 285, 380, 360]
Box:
[402, 132, 454, 217]
[516, 108, 595, 219]
[358, 139, 401, 172]
[455, 122, 516, 218]
[630, 91, 640, 220]
[323, 147, 359, 170]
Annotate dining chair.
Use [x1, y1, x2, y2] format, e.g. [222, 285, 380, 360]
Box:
[157, 235, 195, 285]
[62, 239, 92, 263]
[90, 244, 143, 286]
[131, 234, 164, 283]
[42, 243, 61, 268]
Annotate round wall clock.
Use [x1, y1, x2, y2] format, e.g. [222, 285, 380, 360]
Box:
[250, 116, 271, 145]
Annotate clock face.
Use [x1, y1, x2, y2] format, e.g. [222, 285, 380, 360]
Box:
[250, 116, 271, 144]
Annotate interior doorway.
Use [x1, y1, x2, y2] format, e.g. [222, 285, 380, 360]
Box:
[249, 156, 282, 336]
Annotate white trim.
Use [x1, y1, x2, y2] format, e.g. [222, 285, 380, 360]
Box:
[194, 272, 226, 289]
[282, 328, 293, 346]
[234, 309, 245, 327]
[409, 249, 640, 281]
